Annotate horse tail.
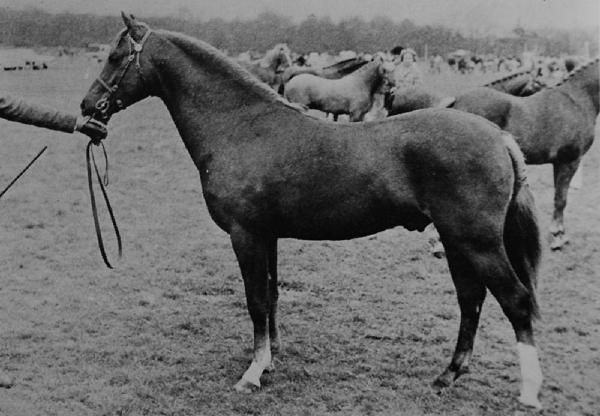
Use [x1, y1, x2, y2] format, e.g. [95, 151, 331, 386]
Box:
[502, 132, 542, 319]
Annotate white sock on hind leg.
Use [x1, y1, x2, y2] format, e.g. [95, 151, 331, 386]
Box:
[517, 342, 543, 409]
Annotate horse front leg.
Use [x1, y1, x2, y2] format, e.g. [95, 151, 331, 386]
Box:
[267, 239, 281, 355]
[230, 226, 272, 393]
[550, 159, 580, 250]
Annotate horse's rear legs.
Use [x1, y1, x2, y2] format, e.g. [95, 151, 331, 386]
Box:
[485, 259, 542, 409]
[433, 250, 486, 387]
[230, 226, 273, 393]
[439, 243, 542, 409]
[550, 159, 581, 250]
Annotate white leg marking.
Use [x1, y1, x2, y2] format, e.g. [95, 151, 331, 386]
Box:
[240, 343, 272, 388]
[242, 361, 264, 387]
[517, 342, 543, 409]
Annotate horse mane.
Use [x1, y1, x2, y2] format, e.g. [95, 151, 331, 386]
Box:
[347, 59, 379, 77]
[156, 29, 302, 112]
[483, 70, 532, 87]
[550, 57, 599, 88]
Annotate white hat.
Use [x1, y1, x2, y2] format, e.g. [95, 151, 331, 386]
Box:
[399, 48, 417, 61]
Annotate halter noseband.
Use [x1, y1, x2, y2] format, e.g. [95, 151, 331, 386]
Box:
[94, 25, 152, 119]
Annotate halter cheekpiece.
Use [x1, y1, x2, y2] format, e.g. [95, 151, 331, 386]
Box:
[94, 24, 152, 119]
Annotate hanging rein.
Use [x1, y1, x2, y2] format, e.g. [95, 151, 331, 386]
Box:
[87, 25, 152, 268]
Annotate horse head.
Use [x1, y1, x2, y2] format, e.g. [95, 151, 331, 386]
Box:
[377, 57, 397, 94]
[519, 75, 547, 96]
[80, 12, 156, 123]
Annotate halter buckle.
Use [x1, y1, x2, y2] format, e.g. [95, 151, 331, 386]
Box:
[133, 43, 143, 53]
[95, 95, 110, 113]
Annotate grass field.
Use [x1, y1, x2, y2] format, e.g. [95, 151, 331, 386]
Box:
[0, 58, 598, 416]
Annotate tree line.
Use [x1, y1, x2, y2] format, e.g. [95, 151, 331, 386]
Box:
[0, 7, 596, 57]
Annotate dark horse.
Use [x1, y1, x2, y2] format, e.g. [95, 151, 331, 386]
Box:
[483, 70, 547, 97]
[450, 59, 599, 250]
[386, 59, 599, 250]
[81, 14, 544, 409]
[384, 70, 546, 115]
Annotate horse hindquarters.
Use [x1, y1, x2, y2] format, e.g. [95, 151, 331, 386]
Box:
[429, 133, 542, 409]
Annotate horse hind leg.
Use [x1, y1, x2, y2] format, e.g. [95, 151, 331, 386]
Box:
[485, 253, 542, 409]
[433, 247, 487, 388]
[550, 158, 581, 250]
[230, 225, 272, 393]
[436, 233, 542, 409]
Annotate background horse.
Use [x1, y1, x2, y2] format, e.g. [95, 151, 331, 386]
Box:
[283, 57, 395, 121]
[384, 69, 547, 117]
[450, 58, 599, 250]
[80, 14, 544, 409]
[238, 43, 292, 91]
[386, 59, 598, 250]
[384, 86, 456, 114]
[483, 69, 547, 96]
[278, 56, 369, 94]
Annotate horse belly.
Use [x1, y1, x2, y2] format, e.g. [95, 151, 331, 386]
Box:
[275, 194, 430, 240]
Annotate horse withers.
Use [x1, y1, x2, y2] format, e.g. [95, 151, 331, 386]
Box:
[80, 13, 544, 409]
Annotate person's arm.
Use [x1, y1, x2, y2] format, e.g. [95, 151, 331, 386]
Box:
[0, 94, 77, 133]
[0, 94, 107, 142]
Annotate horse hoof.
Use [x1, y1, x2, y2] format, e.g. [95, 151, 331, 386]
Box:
[432, 371, 453, 389]
[234, 377, 260, 393]
[0, 372, 14, 388]
[264, 362, 275, 373]
[430, 242, 446, 258]
[270, 340, 282, 355]
[550, 234, 569, 250]
[518, 394, 542, 411]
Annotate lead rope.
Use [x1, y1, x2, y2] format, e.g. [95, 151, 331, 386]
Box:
[86, 141, 122, 268]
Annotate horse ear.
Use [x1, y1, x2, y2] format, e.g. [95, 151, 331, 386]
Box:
[121, 11, 146, 41]
[121, 11, 135, 29]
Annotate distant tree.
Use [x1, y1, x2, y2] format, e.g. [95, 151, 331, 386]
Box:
[0, 7, 596, 58]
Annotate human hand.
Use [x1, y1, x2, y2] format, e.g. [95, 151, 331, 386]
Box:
[75, 116, 107, 144]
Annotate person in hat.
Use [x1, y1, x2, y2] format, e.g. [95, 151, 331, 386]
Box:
[0, 94, 106, 142]
[392, 48, 422, 90]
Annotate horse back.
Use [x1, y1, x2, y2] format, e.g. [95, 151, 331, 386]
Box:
[452, 87, 519, 129]
[203, 108, 514, 240]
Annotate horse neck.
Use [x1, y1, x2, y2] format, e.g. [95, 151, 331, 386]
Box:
[350, 62, 382, 93]
[552, 62, 600, 114]
[486, 72, 529, 93]
[150, 33, 290, 160]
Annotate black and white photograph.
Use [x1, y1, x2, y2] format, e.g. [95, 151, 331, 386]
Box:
[0, 1, 598, 414]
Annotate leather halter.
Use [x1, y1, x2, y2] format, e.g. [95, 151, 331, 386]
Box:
[87, 25, 151, 268]
[94, 25, 152, 120]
